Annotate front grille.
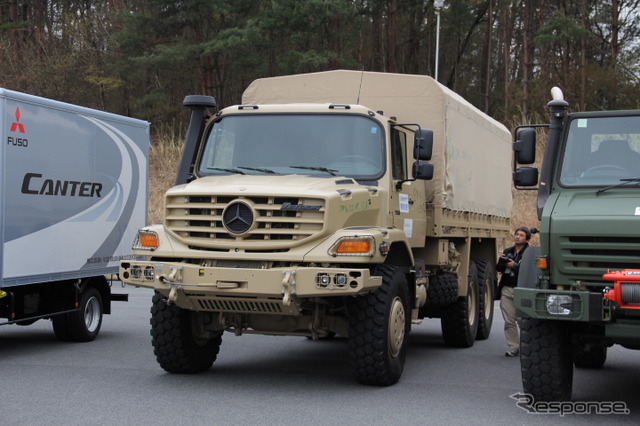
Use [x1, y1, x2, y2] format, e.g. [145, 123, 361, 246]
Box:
[185, 294, 300, 315]
[558, 235, 640, 285]
[199, 298, 283, 313]
[165, 194, 325, 250]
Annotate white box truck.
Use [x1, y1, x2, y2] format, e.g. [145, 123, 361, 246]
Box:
[0, 88, 149, 341]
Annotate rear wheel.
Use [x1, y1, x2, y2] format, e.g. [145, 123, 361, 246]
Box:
[69, 287, 103, 341]
[348, 265, 410, 386]
[441, 262, 479, 348]
[424, 273, 458, 307]
[150, 291, 222, 373]
[474, 259, 495, 340]
[52, 286, 103, 342]
[520, 318, 573, 401]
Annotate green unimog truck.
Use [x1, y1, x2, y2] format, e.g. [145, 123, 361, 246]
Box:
[513, 87, 640, 401]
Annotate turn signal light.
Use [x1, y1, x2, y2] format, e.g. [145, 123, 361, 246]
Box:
[336, 240, 371, 253]
[134, 230, 159, 251]
[329, 236, 375, 256]
[536, 257, 549, 270]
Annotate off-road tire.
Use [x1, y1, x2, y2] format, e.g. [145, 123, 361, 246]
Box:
[348, 264, 410, 386]
[520, 318, 573, 401]
[474, 259, 495, 340]
[573, 343, 607, 369]
[425, 273, 458, 307]
[52, 286, 103, 342]
[441, 262, 479, 348]
[150, 291, 222, 373]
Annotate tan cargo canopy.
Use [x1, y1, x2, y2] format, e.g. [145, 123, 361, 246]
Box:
[243, 70, 512, 218]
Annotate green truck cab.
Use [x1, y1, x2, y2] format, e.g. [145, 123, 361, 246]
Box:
[513, 87, 640, 401]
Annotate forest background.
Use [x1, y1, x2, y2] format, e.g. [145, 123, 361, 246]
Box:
[1, 0, 640, 234]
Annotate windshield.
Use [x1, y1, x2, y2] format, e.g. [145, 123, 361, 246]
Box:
[559, 115, 640, 187]
[197, 113, 385, 179]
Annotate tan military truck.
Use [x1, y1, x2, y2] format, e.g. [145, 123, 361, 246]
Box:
[120, 70, 512, 385]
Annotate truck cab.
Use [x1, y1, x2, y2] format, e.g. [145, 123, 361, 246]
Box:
[513, 88, 640, 401]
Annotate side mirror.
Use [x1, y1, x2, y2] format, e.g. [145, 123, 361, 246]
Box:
[414, 129, 433, 161]
[514, 128, 536, 165]
[513, 166, 538, 187]
[413, 161, 434, 180]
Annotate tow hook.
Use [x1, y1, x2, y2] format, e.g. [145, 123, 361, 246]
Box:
[281, 271, 296, 306]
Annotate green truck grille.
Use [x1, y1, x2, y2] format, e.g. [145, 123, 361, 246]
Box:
[557, 235, 640, 285]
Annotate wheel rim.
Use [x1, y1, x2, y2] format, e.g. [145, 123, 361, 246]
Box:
[483, 279, 492, 320]
[84, 296, 101, 333]
[388, 296, 406, 358]
[467, 282, 477, 325]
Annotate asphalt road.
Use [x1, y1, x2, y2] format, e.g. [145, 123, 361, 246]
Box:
[1, 285, 639, 425]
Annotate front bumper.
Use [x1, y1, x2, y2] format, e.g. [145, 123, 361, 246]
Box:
[514, 287, 604, 322]
[120, 260, 381, 313]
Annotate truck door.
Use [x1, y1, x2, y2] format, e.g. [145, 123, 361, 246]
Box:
[391, 126, 427, 247]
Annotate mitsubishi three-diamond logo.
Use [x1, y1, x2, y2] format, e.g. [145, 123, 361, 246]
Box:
[10, 107, 26, 133]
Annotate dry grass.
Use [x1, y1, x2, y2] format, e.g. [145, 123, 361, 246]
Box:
[512, 188, 541, 247]
[148, 138, 182, 224]
[147, 137, 542, 247]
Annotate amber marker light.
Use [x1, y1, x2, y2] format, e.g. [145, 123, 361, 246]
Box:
[330, 236, 375, 256]
[134, 230, 159, 251]
[537, 257, 549, 270]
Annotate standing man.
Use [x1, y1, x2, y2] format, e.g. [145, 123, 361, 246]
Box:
[497, 226, 531, 357]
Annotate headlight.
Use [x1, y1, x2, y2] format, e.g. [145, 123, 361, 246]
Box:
[546, 294, 573, 315]
[131, 265, 142, 279]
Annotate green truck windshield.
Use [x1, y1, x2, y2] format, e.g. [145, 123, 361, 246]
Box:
[198, 114, 385, 179]
[559, 115, 640, 186]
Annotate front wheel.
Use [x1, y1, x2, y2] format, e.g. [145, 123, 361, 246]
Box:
[348, 265, 410, 386]
[520, 318, 573, 401]
[150, 291, 222, 373]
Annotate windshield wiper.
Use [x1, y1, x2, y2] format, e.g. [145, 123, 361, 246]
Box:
[290, 166, 338, 176]
[205, 167, 246, 175]
[238, 166, 276, 174]
[596, 178, 640, 195]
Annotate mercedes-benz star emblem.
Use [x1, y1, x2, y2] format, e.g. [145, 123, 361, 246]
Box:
[223, 201, 254, 234]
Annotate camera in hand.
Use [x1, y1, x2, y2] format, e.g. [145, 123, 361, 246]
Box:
[499, 254, 515, 276]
